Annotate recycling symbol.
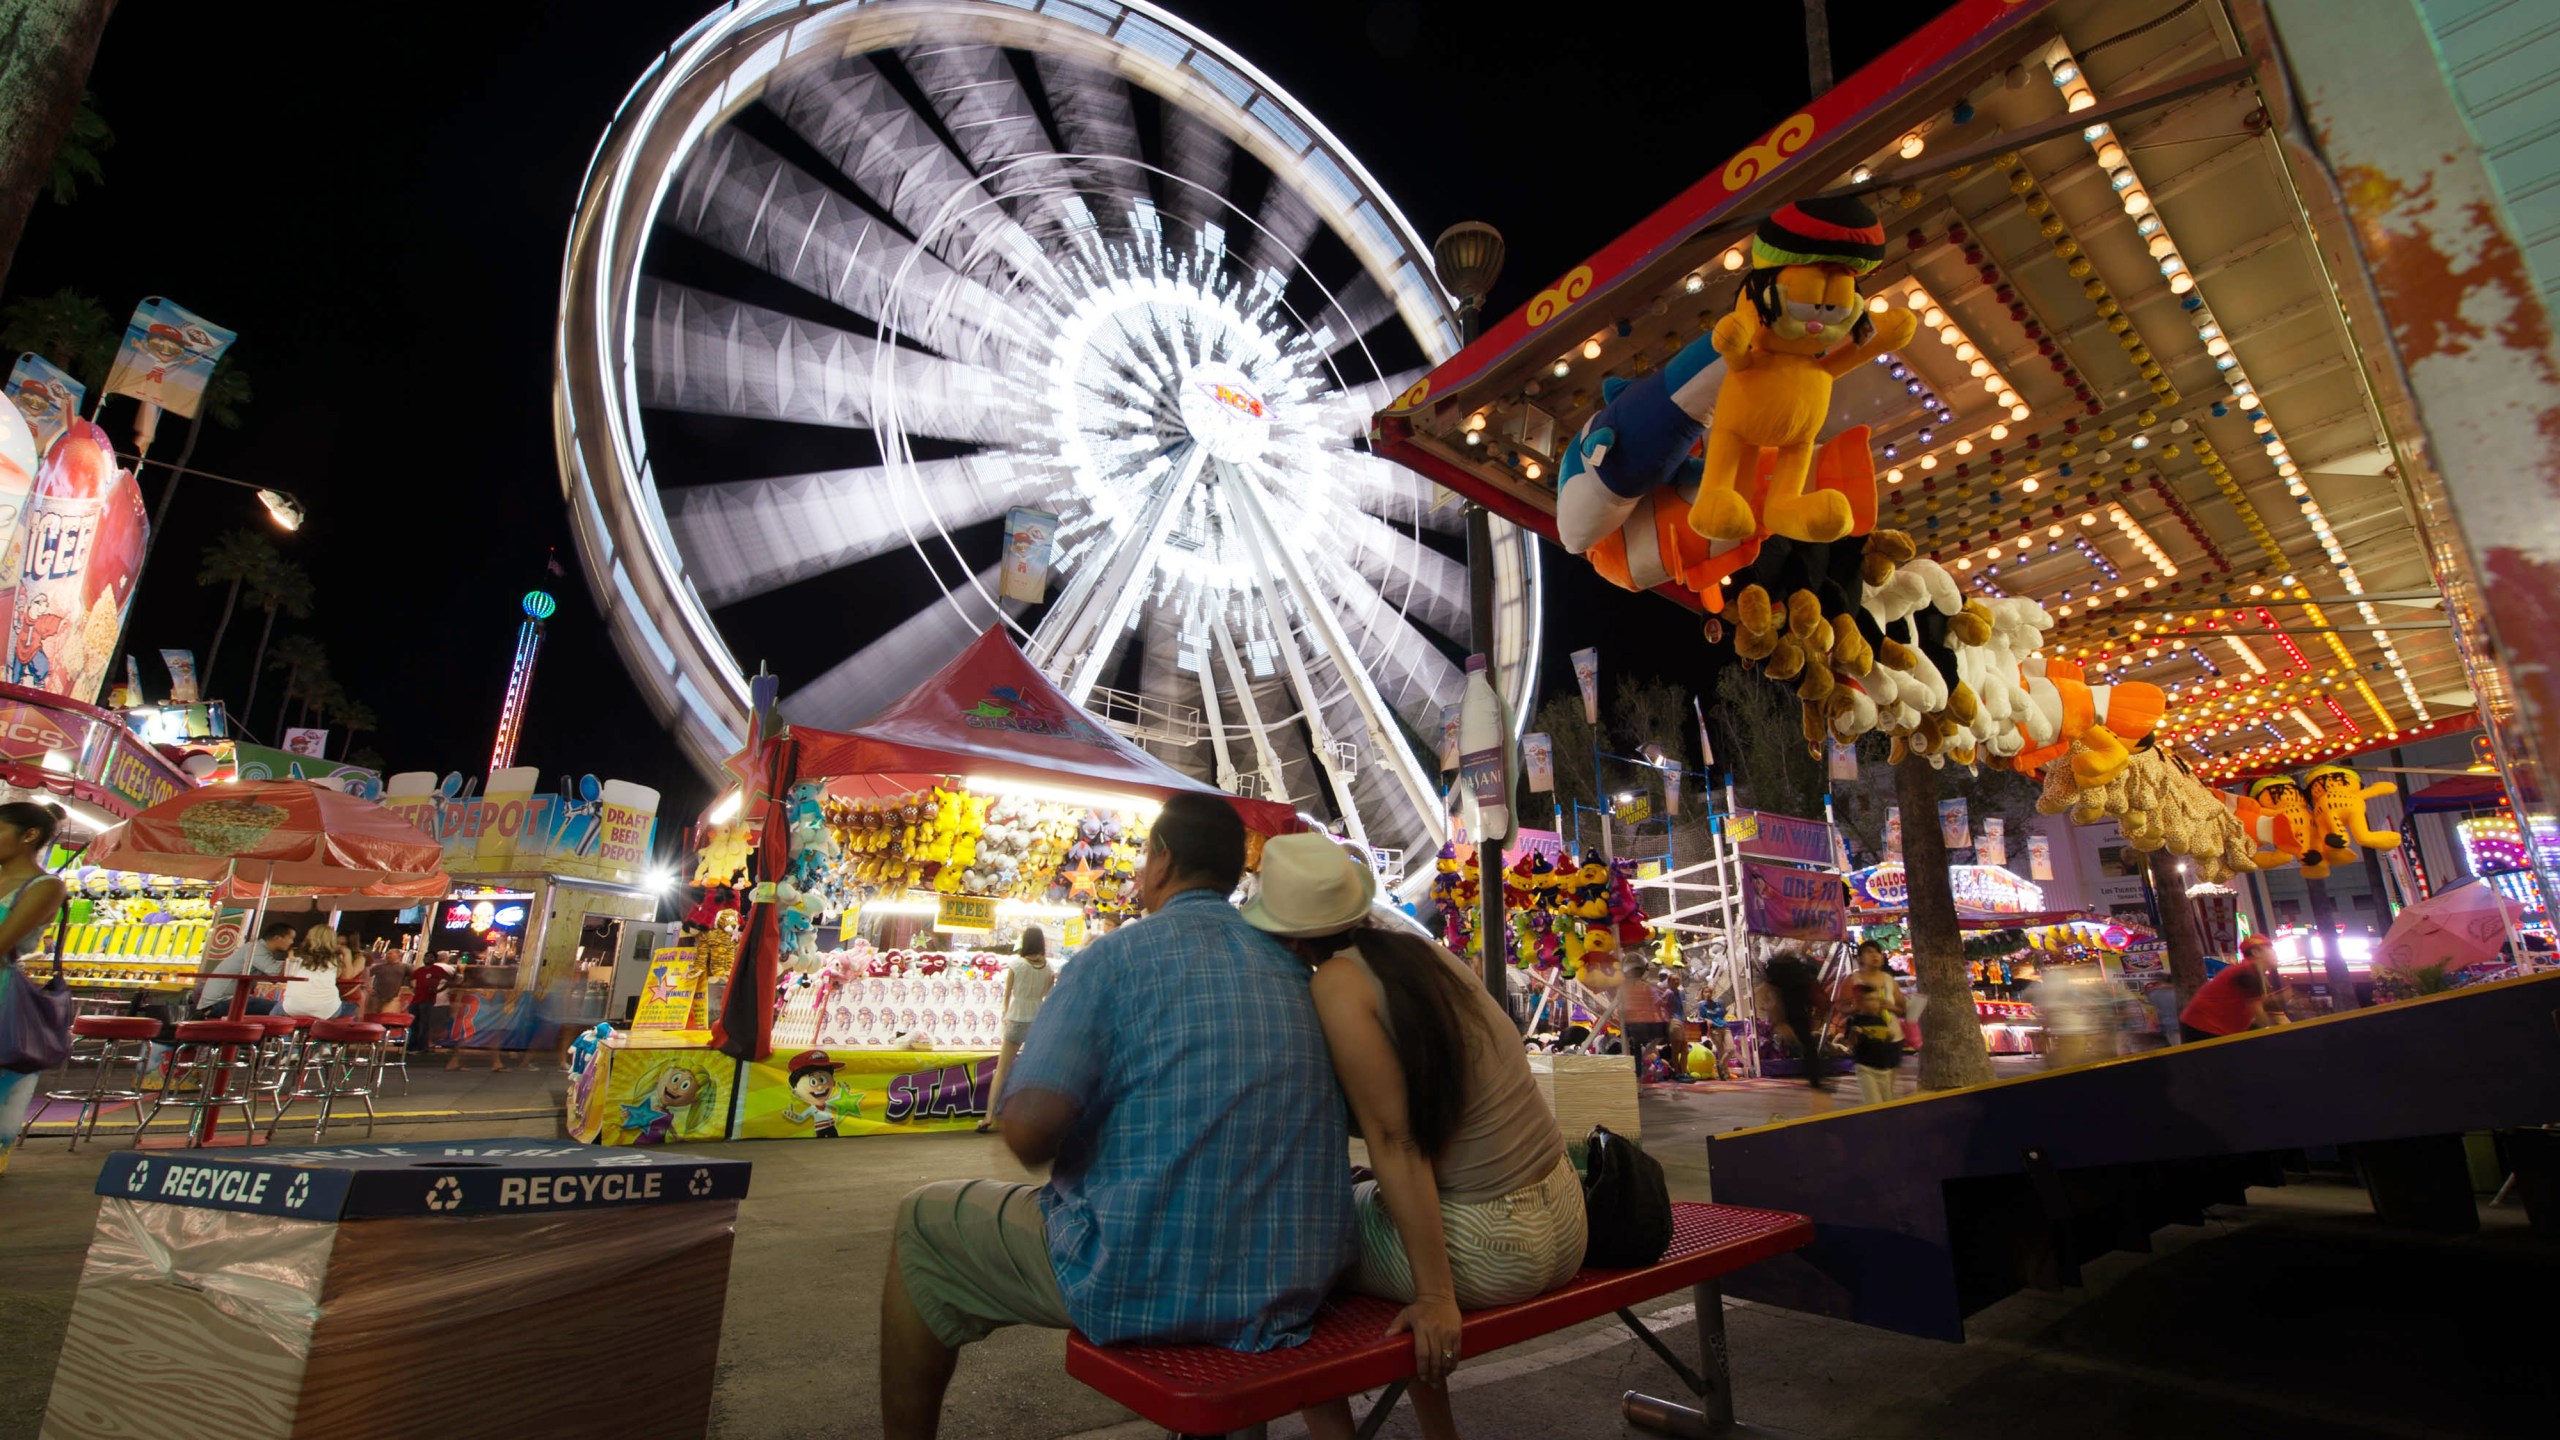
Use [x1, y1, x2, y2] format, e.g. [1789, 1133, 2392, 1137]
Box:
[283, 1174, 312, 1210]
[125, 1160, 150, 1194]
[688, 1168, 713, 1197]
[424, 1176, 463, 1212]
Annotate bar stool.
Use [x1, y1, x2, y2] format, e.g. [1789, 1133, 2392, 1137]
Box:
[246, 1014, 303, 1122]
[363, 1013, 414, 1094]
[141, 1021, 265, 1141]
[38, 1016, 161, 1148]
[267, 1019, 386, 1141]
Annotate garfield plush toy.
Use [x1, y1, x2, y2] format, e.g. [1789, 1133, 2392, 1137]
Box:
[1692, 197, 1915, 544]
[2247, 776, 2326, 877]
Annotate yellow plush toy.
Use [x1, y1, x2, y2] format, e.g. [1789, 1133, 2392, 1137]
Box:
[1692, 196, 1915, 544]
[2303, 764, 2400, 863]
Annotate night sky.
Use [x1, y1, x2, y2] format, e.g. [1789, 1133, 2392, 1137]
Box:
[8, 0, 1928, 822]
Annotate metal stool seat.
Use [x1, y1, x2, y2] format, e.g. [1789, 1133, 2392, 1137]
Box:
[38, 1016, 161, 1148]
[364, 1013, 414, 1094]
[142, 1020, 267, 1140]
[268, 1019, 387, 1141]
[247, 1015, 303, 1119]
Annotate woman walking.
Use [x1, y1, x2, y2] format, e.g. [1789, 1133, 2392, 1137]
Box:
[1244, 835, 1582, 1440]
[0, 802, 72, 1178]
[975, 926, 1052, 1133]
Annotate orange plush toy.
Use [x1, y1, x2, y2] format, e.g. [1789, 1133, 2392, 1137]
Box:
[1691, 197, 1915, 545]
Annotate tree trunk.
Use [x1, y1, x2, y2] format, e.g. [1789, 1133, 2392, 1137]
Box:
[0, 0, 116, 293]
[273, 667, 297, 737]
[204, 577, 241, 689]
[339, 726, 363, 761]
[1899, 757, 1995, 1090]
[240, 603, 278, 728]
[2147, 848, 2209, 1005]
[2303, 873, 2358, 1013]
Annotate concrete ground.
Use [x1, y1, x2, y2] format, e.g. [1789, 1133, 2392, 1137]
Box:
[2, 1062, 2550, 1439]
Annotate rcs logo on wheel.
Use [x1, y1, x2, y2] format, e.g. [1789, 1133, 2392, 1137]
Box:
[688, 1168, 713, 1197]
[424, 1176, 463, 1212]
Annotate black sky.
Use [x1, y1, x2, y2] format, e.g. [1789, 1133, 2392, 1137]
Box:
[7, 0, 1928, 821]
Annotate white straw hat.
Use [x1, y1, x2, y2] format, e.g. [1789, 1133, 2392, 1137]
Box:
[1241, 833, 1379, 937]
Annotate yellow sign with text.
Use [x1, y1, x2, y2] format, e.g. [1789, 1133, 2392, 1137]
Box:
[735, 1048, 999, 1139]
[936, 894, 996, 932]
[632, 948, 707, 1032]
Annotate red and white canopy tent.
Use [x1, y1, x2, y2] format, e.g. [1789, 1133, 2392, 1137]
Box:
[718, 627, 1301, 1058]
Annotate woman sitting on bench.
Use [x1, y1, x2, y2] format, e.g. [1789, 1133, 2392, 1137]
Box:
[1244, 836, 1584, 1440]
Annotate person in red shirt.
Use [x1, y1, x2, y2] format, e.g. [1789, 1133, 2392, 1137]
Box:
[408, 954, 457, 1054]
[2179, 935, 2287, 1043]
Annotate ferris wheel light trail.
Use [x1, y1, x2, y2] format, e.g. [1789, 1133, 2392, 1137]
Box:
[557, 0, 1540, 882]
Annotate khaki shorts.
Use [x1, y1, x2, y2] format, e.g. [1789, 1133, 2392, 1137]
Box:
[894, 1180, 1072, 1348]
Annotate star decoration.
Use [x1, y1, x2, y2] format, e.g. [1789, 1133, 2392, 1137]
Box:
[620, 1098, 670, 1133]
[1065, 864, 1100, 900]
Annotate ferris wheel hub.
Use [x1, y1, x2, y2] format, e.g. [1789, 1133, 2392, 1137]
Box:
[1178, 361, 1274, 466]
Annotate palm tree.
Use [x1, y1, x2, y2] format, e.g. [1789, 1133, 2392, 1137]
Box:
[196, 529, 278, 689]
[0, 0, 117, 294]
[237, 558, 312, 731]
[266, 634, 328, 737]
[324, 691, 376, 762]
[0, 285, 117, 389]
[45, 91, 109, 205]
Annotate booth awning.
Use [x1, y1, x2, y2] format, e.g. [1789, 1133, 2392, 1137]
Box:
[788, 628, 1303, 835]
[2406, 773, 2507, 815]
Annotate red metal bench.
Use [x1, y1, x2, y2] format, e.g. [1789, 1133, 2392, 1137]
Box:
[1066, 1201, 1811, 1439]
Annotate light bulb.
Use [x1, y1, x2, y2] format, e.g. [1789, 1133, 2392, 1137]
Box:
[2010, 402, 2031, 419]
[1955, 439, 1974, 454]
[1850, 164, 1875, 184]
[1956, 342, 1979, 362]
[1990, 423, 2009, 440]
[1907, 288, 1930, 309]
[1956, 557, 1972, 571]
[1900, 133, 1926, 159]
[1583, 338, 1603, 360]
[1886, 468, 1904, 483]
[2021, 476, 2040, 493]
[2081, 512, 2097, 526]
[1920, 455, 1939, 470]
[1723, 248, 1744, 271]
[1867, 294, 1889, 313]
[2170, 272, 2194, 293]
[1925, 308, 1947, 328]
[1971, 358, 1993, 377]
[1939, 325, 1963, 344]
[1524, 461, 1543, 480]
[2050, 524, 2064, 537]
[1553, 360, 1570, 378]
[2066, 84, 2096, 112]
[2207, 336, 2232, 356]
[2097, 142, 2127, 170]
[2121, 187, 2151, 215]
[1684, 272, 1705, 294]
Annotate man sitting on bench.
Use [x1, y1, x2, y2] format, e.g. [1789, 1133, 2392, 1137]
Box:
[880, 794, 1355, 1440]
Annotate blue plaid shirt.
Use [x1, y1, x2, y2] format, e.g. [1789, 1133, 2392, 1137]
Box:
[1005, 888, 1351, 1349]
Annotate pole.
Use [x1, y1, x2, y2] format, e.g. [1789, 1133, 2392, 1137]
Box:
[1466, 502, 1506, 1012]
[2302, 874, 2359, 1012]
[1804, 0, 1833, 94]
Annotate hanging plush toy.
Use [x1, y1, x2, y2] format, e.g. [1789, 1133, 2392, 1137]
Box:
[1691, 196, 1916, 545]
[2245, 775, 2326, 877]
[2302, 764, 2401, 865]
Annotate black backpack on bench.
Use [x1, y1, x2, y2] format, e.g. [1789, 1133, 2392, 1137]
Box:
[1580, 1125, 1673, 1268]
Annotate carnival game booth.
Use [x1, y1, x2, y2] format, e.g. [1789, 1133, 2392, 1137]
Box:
[571, 629, 1298, 1146]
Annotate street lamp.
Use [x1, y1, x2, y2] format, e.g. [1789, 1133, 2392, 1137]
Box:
[257, 489, 306, 531]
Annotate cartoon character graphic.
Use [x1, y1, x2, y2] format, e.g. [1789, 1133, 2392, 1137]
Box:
[9, 591, 60, 685]
[780, 1049, 858, 1138]
[619, 1061, 719, 1146]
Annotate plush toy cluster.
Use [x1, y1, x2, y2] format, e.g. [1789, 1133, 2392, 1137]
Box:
[777, 781, 1154, 920]
[772, 939, 1014, 1051]
[1430, 845, 1653, 983]
[2036, 743, 2401, 884]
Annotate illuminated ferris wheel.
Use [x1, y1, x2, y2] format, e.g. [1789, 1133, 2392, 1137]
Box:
[556, 0, 1539, 869]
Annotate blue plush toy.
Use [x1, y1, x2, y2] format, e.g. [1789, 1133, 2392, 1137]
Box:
[1554, 330, 1725, 554]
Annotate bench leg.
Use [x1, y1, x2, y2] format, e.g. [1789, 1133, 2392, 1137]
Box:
[1622, 1280, 1790, 1437]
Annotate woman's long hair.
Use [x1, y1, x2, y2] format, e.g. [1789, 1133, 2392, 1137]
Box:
[293, 924, 345, 974]
[1308, 926, 1479, 1161]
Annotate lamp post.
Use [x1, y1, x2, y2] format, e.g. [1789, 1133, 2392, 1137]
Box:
[104, 450, 307, 705]
[1432, 221, 1514, 1014]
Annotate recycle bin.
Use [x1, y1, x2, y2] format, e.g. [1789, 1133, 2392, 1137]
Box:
[42, 1139, 750, 1440]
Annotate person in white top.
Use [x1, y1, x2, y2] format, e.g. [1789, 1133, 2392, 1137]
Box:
[279, 924, 357, 1019]
[975, 926, 1052, 1133]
